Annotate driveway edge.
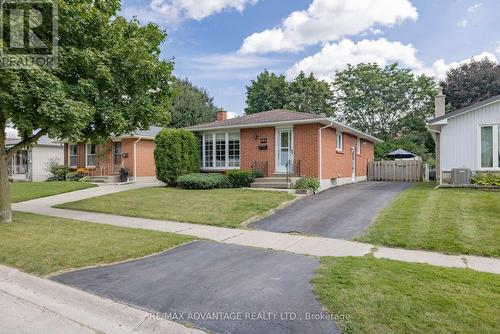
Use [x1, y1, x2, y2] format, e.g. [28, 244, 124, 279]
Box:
[0, 264, 205, 334]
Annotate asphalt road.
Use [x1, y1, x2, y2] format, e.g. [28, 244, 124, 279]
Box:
[52, 241, 339, 334]
[250, 181, 412, 239]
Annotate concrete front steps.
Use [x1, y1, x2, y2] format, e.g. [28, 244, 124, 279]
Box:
[250, 175, 296, 189]
[88, 175, 120, 184]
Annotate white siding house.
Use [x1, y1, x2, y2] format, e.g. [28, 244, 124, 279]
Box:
[6, 129, 64, 181]
[428, 92, 500, 182]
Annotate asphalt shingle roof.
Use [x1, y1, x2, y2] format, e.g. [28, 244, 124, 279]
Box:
[428, 95, 500, 124]
[186, 109, 323, 130]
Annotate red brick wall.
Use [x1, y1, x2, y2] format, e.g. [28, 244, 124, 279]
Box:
[136, 140, 156, 176]
[321, 127, 336, 179]
[293, 124, 320, 177]
[240, 127, 276, 175]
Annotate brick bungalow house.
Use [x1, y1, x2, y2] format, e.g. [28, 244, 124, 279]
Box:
[62, 127, 161, 182]
[186, 109, 382, 189]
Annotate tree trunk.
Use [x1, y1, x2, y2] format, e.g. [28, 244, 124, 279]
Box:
[0, 119, 12, 224]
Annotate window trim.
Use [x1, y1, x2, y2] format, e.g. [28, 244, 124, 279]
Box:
[86, 143, 96, 168]
[336, 131, 343, 152]
[478, 124, 500, 171]
[200, 131, 240, 170]
[68, 143, 78, 168]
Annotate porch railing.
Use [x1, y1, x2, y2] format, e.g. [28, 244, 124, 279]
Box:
[251, 161, 269, 177]
[286, 160, 301, 183]
[88, 166, 110, 177]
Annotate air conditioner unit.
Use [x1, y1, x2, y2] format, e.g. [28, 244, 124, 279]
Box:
[451, 168, 472, 185]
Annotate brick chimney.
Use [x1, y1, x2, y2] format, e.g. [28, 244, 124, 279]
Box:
[216, 107, 228, 122]
[435, 86, 446, 118]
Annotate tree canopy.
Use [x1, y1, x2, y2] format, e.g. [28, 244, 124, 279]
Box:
[441, 57, 500, 110]
[332, 63, 436, 161]
[245, 70, 333, 115]
[169, 78, 217, 128]
[0, 0, 175, 223]
[245, 70, 289, 114]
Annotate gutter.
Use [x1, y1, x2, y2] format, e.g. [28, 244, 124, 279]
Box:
[318, 121, 333, 180]
[133, 137, 142, 182]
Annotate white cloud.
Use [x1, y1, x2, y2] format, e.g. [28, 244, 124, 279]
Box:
[239, 0, 417, 54]
[467, 3, 482, 13]
[286, 38, 423, 81]
[429, 52, 498, 80]
[286, 38, 498, 82]
[457, 18, 468, 28]
[121, 0, 257, 25]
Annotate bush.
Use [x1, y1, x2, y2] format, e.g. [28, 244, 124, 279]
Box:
[226, 170, 254, 188]
[177, 173, 229, 189]
[66, 171, 85, 181]
[294, 176, 320, 193]
[45, 159, 69, 181]
[154, 129, 200, 186]
[79, 176, 91, 183]
[251, 170, 263, 178]
[472, 173, 500, 186]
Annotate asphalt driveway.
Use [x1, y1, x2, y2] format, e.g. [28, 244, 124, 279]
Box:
[250, 181, 412, 239]
[52, 241, 338, 334]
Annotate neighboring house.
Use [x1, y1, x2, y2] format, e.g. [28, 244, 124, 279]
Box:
[62, 127, 162, 182]
[428, 90, 500, 183]
[186, 109, 381, 189]
[6, 128, 64, 182]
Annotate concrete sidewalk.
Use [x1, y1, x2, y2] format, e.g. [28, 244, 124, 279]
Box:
[12, 186, 500, 275]
[0, 265, 204, 334]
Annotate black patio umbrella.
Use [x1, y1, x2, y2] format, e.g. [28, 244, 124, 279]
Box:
[386, 148, 416, 159]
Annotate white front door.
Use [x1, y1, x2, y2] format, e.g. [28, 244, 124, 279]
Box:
[276, 128, 293, 173]
[351, 148, 356, 182]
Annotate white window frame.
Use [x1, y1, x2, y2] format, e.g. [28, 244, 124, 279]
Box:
[86, 143, 96, 168]
[478, 124, 500, 171]
[336, 131, 343, 152]
[68, 143, 78, 168]
[200, 132, 240, 169]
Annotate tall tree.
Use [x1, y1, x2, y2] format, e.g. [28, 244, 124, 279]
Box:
[245, 70, 289, 114]
[286, 72, 334, 116]
[332, 63, 436, 141]
[169, 78, 217, 128]
[442, 58, 500, 110]
[0, 0, 174, 223]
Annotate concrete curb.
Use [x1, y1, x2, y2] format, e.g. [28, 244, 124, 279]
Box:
[0, 265, 205, 334]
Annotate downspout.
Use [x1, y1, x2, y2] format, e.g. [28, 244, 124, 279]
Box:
[318, 121, 334, 180]
[133, 137, 142, 182]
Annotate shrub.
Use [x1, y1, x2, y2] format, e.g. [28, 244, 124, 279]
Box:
[65, 171, 86, 182]
[45, 159, 69, 181]
[226, 170, 254, 188]
[154, 129, 200, 186]
[294, 176, 320, 193]
[79, 176, 91, 183]
[472, 173, 500, 186]
[251, 170, 263, 178]
[177, 173, 229, 189]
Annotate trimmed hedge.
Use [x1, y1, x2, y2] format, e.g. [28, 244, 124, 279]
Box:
[226, 170, 254, 188]
[294, 176, 320, 193]
[154, 129, 200, 186]
[177, 173, 229, 189]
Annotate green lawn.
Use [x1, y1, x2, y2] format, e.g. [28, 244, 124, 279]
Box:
[0, 212, 195, 276]
[357, 183, 500, 257]
[11, 181, 96, 203]
[313, 256, 500, 334]
[56, 187, 295, 228]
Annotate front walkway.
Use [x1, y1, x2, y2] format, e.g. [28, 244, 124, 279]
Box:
[12, 185, 500, 274]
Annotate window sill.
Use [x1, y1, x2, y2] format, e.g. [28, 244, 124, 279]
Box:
[336, 150, 344, 154]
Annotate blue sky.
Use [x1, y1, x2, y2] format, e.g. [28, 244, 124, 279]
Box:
[121, 0, 500, 115]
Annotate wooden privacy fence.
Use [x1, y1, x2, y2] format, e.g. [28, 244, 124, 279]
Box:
[368, 160, 424, 182]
